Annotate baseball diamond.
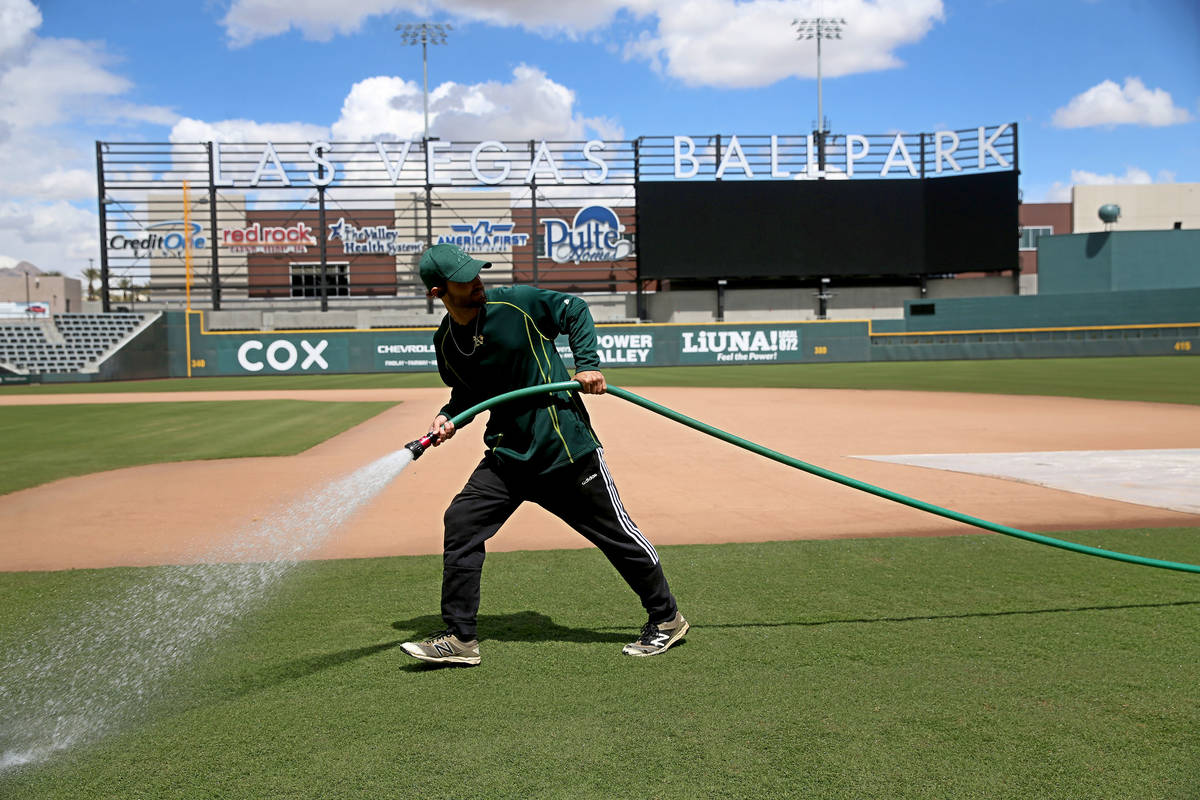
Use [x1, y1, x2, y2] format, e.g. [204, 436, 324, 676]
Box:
[2, 385, 1198, 572]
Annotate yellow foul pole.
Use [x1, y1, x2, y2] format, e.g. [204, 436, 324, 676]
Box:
[183, 180, 193, 377]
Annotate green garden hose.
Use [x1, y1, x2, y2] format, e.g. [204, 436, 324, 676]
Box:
[404, 380, 1200, 575]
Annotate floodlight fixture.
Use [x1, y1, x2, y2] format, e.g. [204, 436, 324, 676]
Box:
[792, 16, 847, 134]
[396, 22, 453, 141]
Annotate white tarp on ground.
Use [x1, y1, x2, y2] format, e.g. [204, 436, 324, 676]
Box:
[853, 449, 1200, 515]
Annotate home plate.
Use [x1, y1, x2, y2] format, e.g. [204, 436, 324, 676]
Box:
[853, 449, 1200, 515]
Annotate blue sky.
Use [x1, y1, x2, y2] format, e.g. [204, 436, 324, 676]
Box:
[1, 0, 1197, 278]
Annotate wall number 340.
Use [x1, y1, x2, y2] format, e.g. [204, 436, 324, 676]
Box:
[1174, 341, 1193, 352]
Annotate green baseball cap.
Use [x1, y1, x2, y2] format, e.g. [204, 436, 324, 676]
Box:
[419, 243, 491, 290]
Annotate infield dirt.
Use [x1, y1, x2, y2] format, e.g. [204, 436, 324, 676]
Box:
[1, 387, 1198, 571]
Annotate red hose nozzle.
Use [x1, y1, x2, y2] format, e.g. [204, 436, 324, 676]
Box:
[404, 433, 436, 461]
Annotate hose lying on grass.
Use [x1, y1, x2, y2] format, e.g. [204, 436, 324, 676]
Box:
[403, 380, 1200, 575]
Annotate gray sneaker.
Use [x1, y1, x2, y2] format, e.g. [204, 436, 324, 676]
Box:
[622, 612, 689, 657]
[401, 630, 481, 666]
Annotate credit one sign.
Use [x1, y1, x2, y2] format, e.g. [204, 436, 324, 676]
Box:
[201, 124, 1013, 188]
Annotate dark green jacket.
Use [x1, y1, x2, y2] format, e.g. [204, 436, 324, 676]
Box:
[435, 285, 602, 474]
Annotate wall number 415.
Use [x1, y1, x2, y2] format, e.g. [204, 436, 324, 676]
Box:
[1175, 341, 1193, 352]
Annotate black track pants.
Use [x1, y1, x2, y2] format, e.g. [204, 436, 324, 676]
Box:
[440, 448, 677, 640]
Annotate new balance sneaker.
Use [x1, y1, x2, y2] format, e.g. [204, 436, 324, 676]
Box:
[622, 612, 689, 657]
[400, 630, 481, 666]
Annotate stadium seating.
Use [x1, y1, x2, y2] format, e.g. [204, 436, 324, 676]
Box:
[0, 313, 148, 374]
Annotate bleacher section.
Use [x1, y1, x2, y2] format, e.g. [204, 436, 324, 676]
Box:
[0, 313, 148, 374]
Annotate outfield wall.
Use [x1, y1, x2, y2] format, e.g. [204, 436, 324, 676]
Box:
[14, 288, 1195, 383]
[166, 293, 1198, 378]
[1037, 230, 1200, 295]
[900, 287, 1200, 331]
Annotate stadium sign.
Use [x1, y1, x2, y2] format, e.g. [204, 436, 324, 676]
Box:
[596, 333, 653, 364]
[328, 218, 423, 255]
[205, 124, 1012, 188]
[542, 205, 634, 263]
[436, 220, 530, 253]
[681, 329, 800, 362]
[236, 339, 329, 372]
[222, 222, 316, 254]
[108, 220, 205, 258]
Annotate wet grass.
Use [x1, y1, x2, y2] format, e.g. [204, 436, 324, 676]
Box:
[1, 530, 1197, 799]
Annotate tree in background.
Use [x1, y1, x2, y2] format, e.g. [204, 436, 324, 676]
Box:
[83, 266, 100, 301]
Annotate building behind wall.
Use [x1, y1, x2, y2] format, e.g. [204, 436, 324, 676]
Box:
[145, 191, 248, 304]
[1027, 182, 1199, 299]
[0, 272, 83, 315]
[1017, 202, 1071, 294]
[1072, 183, 1200, 232]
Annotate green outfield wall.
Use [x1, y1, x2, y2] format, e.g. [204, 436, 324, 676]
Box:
[165, 304, 1197, 378]
[900, 287, 1200, 331]
[1037, 230, 1200, 295]
[169, 313, 872, 377]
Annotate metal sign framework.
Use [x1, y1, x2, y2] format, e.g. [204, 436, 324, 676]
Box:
[94, 124, 1017, 312]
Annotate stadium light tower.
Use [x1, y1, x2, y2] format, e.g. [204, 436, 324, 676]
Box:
[396, 22, 453, 141]
[792, 15, 846, 135]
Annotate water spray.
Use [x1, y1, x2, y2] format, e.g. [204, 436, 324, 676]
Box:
[0, 448, 416, 771]
[410, 379, 1200, 575]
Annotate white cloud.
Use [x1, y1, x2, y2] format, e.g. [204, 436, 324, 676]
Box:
[1070, 166, 1154, 186]
[220, 0, 654, 47]
[1045, 166, 1159, 202]
[219, 0, 944, 89]
[170, 117, 330, 144]
[0, 0, 40, 65]
[629, 0, 944, 89]
[434, 0, 656, 34]
[431, 65, 623, 140]
[222, 0, 411, 48]
[0, 200, 99, 275]
[0, 0, 183, 277]
[331, 76, 425, 140]
[34, 169, 97, 202]
[170, 63, 614, 146]
[0, 34, 176, 132]
[1052, 78, 1193, 128]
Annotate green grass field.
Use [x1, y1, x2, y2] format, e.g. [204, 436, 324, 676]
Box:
[1, 356, 1198, 797]
[0, 400, 396, 495]
[1, 531, 1197, 799]
[2, 356, 1198, 404]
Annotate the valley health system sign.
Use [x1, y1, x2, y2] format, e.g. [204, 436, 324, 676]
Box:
[206, 125, 1013, 188]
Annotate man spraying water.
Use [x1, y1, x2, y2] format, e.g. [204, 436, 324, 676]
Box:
[400, 243, 688, 666]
